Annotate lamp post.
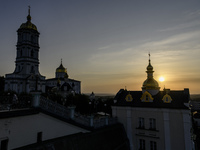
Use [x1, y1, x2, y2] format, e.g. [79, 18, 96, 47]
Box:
[89, 101, 92, 114]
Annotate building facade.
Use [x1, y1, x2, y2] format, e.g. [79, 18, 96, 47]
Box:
[4, 8, 46, 93]
[112, 55, 193, 150]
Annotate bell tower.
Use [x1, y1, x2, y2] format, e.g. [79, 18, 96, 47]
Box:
[4, 7, 46, 93]
[15, 6, 40, 75]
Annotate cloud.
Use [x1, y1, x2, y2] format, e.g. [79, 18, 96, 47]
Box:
[158, 20, 200, 32]
[139, 30, 200, 51]
[184, 9, 200, 18]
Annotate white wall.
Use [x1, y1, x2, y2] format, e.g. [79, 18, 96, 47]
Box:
[112, 106, 192, 150]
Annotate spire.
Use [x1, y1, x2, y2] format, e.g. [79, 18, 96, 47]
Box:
[28, 6, 30, 15]
[147, 52, 153, 71]
[61, 58, 62, 65]
[27, 6, 31, 22]
[148, 52, 151, 64]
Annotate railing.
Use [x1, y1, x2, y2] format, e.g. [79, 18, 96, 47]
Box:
[38, 96, 118, 128]
[39, 96, 70, 119]
[0, 94, 118, 128]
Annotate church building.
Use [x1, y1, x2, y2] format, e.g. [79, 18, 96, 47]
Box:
[112, 54, 193, 150]
[46, 60, 81, 96]
[4, 8, 46, 93]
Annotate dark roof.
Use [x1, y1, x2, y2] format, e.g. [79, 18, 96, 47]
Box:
[14, 123, 130, 150]
[0, 108, 93, 131]
[46, 78, 80, 83]
[113, 89, 190, 109]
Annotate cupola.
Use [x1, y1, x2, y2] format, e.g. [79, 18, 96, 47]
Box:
[19, 6, 38, 31]
[55, 59, 69, 78]
[142, 53, 160, 95]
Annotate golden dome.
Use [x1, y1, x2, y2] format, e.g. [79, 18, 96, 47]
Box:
[142, 53, 160, 90]
[56, 63, 67, 73]
[19, 7, 37, 31]
[19, 20, 38, 31]
[142, 78, 159, 89]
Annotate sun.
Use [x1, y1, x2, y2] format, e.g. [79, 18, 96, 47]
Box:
[159, 77, 165, 82]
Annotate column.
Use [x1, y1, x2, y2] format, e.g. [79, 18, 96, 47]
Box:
[127, 107, 133, 150]
[163, 111, 171, 150]
[182, 110, 192, 150]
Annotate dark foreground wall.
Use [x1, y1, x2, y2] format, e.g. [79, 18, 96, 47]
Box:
[14, 123, 130, 150]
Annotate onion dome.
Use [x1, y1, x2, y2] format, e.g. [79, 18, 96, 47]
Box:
[56, 62, 67, 73]
[19, 6, 37, 31]
[142, 78, 159, 89]
[142, 53, 160, 94]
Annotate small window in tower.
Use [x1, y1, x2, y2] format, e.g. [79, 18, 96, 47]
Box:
[31, 35, 34, 42]
[30, 66, 35, 73]
[31, 50, 34, 57]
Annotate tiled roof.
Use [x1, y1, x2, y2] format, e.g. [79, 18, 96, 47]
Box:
[113, 89, 189, 109]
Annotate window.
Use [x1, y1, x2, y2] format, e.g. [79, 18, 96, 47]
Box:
[146, 95, 148, 101]
[1, 139, 8, 150]
[149, 118, 156, 130]
[139, 139, 145, 150]
[31, 50, 34, 57]
[162, 94, 172, 103]
[125, 93, 133, 102]
[139, 117, 145, 129]
[37, 132, 42, 143]
[150, 141, 157, 150]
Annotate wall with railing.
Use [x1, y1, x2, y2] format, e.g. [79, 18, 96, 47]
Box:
[32, 93, 118, 129]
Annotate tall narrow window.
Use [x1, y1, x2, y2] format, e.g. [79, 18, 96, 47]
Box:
[31, 50, 34, 58]
[150, 141, 157, 150]
[1, 139, 8, 150]
[139, 117, 145, 129]
[31, 35, 34, 43]
[139, 139, 145, 150]
[149, 118, 156, 130]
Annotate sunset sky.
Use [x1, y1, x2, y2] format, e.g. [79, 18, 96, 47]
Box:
[0, 0, 200, 94]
